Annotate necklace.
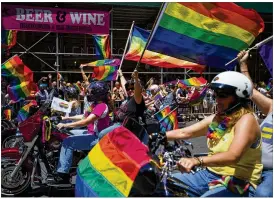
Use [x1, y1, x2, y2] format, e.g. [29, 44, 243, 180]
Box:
[207, 117, 231, 139]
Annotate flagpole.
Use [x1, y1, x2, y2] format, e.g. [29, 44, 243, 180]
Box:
[135, 2, 167, 70]
[159, 107, 178, 123]
[116, 21, 135, 80]
[225, 35, 273, 66]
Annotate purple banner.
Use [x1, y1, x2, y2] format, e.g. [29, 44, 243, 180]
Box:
[2, 4, 110, 34]
[259, 41, 273, 77]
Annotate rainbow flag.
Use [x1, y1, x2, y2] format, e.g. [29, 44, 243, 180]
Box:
[75, 126, 152, 197]
[73, 83, 81, 93]
[3, 109, 12, 121]
[7, 81, 38, 102]
[179, 77, 207, 87]
[189, 86, 208, 106]
[93, 35, 111, 59]
[155, 106, 178, 132]
[2, 55, 34, 86]
[17, 100, 37, 122]
[125, 26, 205, 73]
[147, 3, 265, 69]
[84, 59, 121, 67]
[92, 66, 118, 81]
[1, 29, 17, 49]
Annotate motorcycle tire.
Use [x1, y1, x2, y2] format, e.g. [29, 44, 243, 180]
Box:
[1, 163, 31, 196]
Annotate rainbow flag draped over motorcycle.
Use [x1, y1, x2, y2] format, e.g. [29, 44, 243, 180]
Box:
[75, 126, 152, 197]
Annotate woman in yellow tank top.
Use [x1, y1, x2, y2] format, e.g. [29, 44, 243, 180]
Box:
[166, 71, 262, 197]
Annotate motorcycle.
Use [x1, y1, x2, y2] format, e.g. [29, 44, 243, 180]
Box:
[1, 100, 87, 196]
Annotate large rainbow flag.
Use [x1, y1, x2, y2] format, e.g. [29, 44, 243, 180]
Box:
[93, 35, 111, 59]
[147, 3, 265, 69]
[2, 55, 34, 86]
[17, 100, 37, 122]
[1, 29, 17, 49]
[7, 81, 38, 102]
[178, 76, 207, 88]
[75, 126, 152, 197]
[125, 26, 205, 73]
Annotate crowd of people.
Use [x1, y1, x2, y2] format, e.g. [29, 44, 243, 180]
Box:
[1, 50, 273, 197]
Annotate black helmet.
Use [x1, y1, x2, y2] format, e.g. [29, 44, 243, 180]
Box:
[66, 87, 79, 99]
[87, 81, 109, 102]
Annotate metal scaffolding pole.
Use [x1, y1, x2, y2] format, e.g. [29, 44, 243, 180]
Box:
[56, 33, 60, 89]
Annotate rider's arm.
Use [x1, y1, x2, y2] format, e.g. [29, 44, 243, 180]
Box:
[63, 114, 84, 121]
[238, 50, 273, 115]
[63, 113, 99, 128]
[201, 113, 259, 167]
[166, 114, 214, 141]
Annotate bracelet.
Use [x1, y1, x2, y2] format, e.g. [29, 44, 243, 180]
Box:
[194, 157, 202, 167]
[194, 157, 204, 167]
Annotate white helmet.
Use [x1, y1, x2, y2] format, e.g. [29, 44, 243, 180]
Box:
[211, 71, 253, 99]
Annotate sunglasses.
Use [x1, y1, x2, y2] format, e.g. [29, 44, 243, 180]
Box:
[126, 87, 134, 91]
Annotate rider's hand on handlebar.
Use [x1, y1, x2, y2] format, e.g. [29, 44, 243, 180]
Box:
[177, 157, 200, 174]
[56, 123, 67, 130]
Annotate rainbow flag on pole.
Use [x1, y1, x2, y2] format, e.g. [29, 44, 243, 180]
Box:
[2, 55, 34, 86]
[75, 126, 152, 197]
[7, 81, 38, 102]
[1, 29, 17, 49]
[189, 86, 208, 106]
[84, 59, 121, 81]
[3, 109, 12, 121]
[17, 100, 37, 122]
[93, 35, 111, 59]
[147, 3, 265, 69]
[125, 26, 205, 73]
[92, 66, 118, 81]
[178, 77, 207, 88]
[84, 59, 121, 67]
[155, 106, 178, 132]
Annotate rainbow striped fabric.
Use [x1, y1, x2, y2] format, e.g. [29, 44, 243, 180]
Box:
[1, 29, 17, 49]
[155, 106, 178, 132]
[2, 55, 34, 86]
[7, 81, 38, 102]
[93, 35, 111, 59]
[84, 59, 121, 81]
[125, 26, 205, 73]
[147, 3, 265, 69]
[92, 66, 118, 81]
[178, 77, 207, 88]
[84, 59, 121, 67]
[17, 100, 37, 122]
[75, 126, 151, 197]
[189, 86, 208, 106]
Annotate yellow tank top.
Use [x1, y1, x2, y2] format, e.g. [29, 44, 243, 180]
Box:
[207, 127, 263, 188]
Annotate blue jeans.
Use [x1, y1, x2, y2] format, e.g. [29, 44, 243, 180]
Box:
[171, 169, 256, 197]
[254, 169, 273, 197]
[98, 122, 121, 139]
[57, 134, 99, 173]
[69, 129, 88, 136]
